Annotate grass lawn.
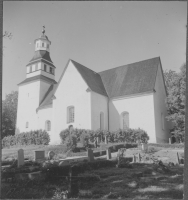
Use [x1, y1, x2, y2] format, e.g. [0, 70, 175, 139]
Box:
[1, 163, 183, 199]
[77, 163, 183, 199]
[1, 143, 184, 199]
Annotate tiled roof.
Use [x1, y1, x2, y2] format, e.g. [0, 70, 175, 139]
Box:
[18, 75, 57, 86]
[99, 57, 160, 98]
[37, 84, 57, 110]
[71, 60, 108, 97]
[29, 50, 53, 63]
[37, 57, 161, 110]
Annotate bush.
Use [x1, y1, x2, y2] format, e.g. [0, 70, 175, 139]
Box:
[2, 130, 50, 148]
[59, 128, 149, 145]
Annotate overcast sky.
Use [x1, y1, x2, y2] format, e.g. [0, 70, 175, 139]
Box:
[3, 1, 187, 99]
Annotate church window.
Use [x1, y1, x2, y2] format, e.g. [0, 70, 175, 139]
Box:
[121, 111, 129, 130]
[35, 63, 38, 71]
[44, 64, 47, 72]
[37, 43, 39, 48]
[30, 66, 32, 73]
[45, 120, 51, 131]
[42, 43, 44, 47]
[67, 106, 74, 123]
[26, 122, 29, 128]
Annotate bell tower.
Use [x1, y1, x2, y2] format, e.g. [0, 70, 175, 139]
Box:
[16, 27, 57, 133]
[26, 26, 56, 80]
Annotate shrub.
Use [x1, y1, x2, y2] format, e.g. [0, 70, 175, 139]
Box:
[59, 128, 149, 145]
[2, 130, 50, 148]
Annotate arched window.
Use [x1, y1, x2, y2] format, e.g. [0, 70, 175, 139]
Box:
[121, 111, 129, 130]
[45, 120, 51, 131]
[26, 122, 29, 128]
[67, 106, 75, 123]
[100, 112, 104, 130]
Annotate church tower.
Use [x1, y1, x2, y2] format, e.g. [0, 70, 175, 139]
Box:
[16, 27, 57, 133]
[26, 26, 56, 80]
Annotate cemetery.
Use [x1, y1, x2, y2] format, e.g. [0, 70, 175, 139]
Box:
[1, 140, 184, 199]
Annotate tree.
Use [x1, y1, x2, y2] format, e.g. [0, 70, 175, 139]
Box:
[164, 64, 186, 142]
[2, 91, 18, 138]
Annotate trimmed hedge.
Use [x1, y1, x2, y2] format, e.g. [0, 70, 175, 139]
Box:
[60, 128, 149, 144]
[2, 130, 50, 148]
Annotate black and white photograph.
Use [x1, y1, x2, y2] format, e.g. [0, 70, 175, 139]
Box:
[2, 1, 187, 199]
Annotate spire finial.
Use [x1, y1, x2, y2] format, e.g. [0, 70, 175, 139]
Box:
[42, 26, 45, 35]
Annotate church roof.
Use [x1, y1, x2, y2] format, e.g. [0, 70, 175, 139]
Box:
[29, 50, 53, 64]
[71, 60, 108, 97]
[38, 84, 57, 110]
[18, 75, 57, 86]
[99, 57, 160, 98]
[37, 57, 161, 110]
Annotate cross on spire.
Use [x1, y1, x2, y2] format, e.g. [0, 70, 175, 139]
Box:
[42, 26, 45, 35]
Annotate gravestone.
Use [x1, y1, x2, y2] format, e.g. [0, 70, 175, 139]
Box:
[34, 150, 45, 161]
[142, 143, 148, 151]
[177, 152, 180, 165]
[105, 135, 108, 144]
[138, 153, 141, 163]
[106, 148, 111, 160]
[48, 151, 55, 160]
[169, 138, 171, 144]
[18, 149, 24, 167]
[133, 155, 136, 163]
[87, 149, 94, 161]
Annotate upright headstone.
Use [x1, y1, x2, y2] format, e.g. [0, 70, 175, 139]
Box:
[68, 165, 79, 198]
[18, 149, 24, 167]
[106, 148, 111, 160]
[138, 153, 141, 163]
[48, 151, 55, 160]
[34, 150, 45, 161]
[177, 152, 180, 165]
[133, 155, 136, 163]
[105, 135, 108, 144]
[169, 138, 171, 144]
[87, 149, 94, 162]
[97, 136, 99, 144]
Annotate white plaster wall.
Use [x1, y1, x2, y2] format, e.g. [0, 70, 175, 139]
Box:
[91, 92, 108, 130]
[26, 68, 54, 80]
[37, 106, 53, 136]
[16, 80, 52, 134]
[35, 40, 50, 52]
[51, 61, 91, 144]
[153, 64, 170, 143]
[109, 94, 156, 143]
[26, 70, 41, 78]
[16, 81, 41, 133]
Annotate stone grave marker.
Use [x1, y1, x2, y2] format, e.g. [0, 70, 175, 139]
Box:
[34, 150, 45, 161]
[18, 149, 24, 167]
[87, 149, 94, 162]
[48, 151, 55, 160]
[105, 135, 108, 144]
[106, 148, 111, 160]
[177, 152, 180, 165]
[138, 153, 141, 163]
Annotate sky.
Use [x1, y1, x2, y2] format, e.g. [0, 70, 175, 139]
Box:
[3, 1, 187, 100]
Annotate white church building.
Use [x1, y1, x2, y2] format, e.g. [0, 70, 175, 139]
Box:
[16, 30, 170, 144]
